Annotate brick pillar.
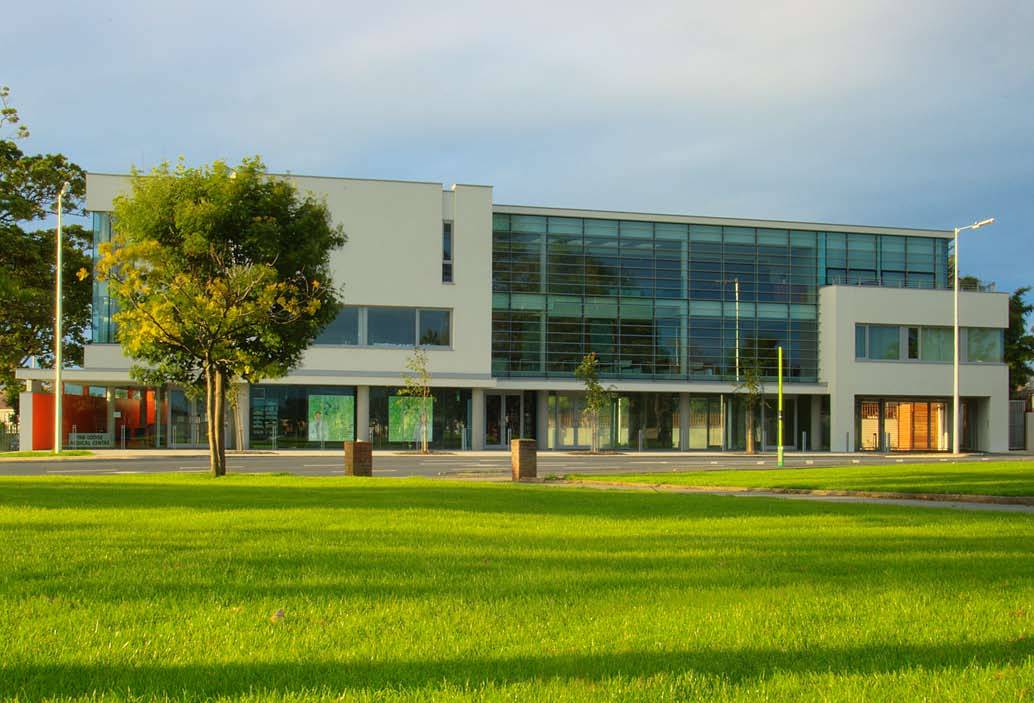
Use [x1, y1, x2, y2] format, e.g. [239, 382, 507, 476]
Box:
[344, 440, 373, 476]
[511, 438, 537, 480]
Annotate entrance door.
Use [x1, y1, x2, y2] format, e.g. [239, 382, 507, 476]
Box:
[485, 393, 522, 448]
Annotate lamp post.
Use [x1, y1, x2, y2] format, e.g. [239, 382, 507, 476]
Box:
[952, 217, 994, 455]
[53, 181, 70, 454]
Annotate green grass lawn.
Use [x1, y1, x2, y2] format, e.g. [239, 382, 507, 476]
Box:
[570, 461, 1034, 497]
[0, 449, 94, 459]
[0, 474, 1031, 702]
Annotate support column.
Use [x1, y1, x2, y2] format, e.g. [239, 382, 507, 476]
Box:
[810, 395, 822, 451]
[471, 388, 485, 450]
[18, 391, 33, 450]
[536, 391, 549, 449]
[679, 392, 690, 451]
[235, 384, 250, 450]
[829, 391, 854, 452]
[355, 385, 370, 441]
[106, 387, 116, 448]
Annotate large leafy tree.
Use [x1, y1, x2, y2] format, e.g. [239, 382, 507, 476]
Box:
[96, 158, 345, 475]
[1005, 286, 1034, 392]
[0, 86, 89, 413]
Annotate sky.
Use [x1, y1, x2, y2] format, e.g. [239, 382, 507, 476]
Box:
[5, 0, 1032, 290]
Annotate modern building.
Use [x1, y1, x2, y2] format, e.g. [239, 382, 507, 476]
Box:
[16, 173, 1010, 452]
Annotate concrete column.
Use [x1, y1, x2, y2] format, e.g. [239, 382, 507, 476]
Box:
[471, 388, 485, 450]
[536, 391, 549, 448]
[356, 385, 370, 441]
[678, 392, 690, 451]
[18, 392, 33, 450]
[829, 391, 853, 452]
[106, 387, 116, 448]
[810, 395, 822, 451]
[235, 384, 250, 450]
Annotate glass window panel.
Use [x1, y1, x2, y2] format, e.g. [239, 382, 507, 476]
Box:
[548, 217, 582, 234]
[418, 309, 450, 346]
[620, 221, 653, 238]
[655, 223, 688, 240]
[723, 226, 755, 244]
[855, 324, 867, 358]
[492, 213, 510, 231]
[847, 234, 877, 270]
[907, 237, 934, 272]
[510, 293, 545, 311]
[690, 224, 722, 242]
[967, 327, 1002, 362]
[511, 215, 546, 233]
[315, 306, 360, 345]
[584, 219, 619, 236]
[757, 228, 788, 246]
[368, 308, 416, 346]
[921, 327, 952, 362]
[790, 304, 817, 320]
[868, 325, 900, 360]
[907, 327, 919, 359]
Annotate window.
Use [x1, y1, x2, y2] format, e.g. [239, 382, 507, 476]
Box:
[868, 325, 900, 360]
[314, 306, 359, 345]
[368, 308, 416, 346]
[967, 327, 1002, 362]
[907, 327, 920, 359]
[855, 324, 867, 358]
[442, 222, 454, 283]
[418, 309, 451, 346]
[920, 327, 952, 362]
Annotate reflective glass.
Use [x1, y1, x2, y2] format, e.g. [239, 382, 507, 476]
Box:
[368, 308, 416, 346]
[418, 309, 450, 346]
[315, 306, 359, 345]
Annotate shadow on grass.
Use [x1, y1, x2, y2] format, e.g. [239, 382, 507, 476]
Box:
[4, 640, 1031, 698]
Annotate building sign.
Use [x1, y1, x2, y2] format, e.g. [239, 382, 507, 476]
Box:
[69, 432, 112, 448]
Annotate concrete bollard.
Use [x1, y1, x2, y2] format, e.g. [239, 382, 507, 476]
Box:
[511, 438, 537, 481]
[344, 440, 373, 476]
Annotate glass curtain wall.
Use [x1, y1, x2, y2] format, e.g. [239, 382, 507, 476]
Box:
[492, 215, 822, 382]
[249, 385, 356, 449]
[368, 387, 472, 450]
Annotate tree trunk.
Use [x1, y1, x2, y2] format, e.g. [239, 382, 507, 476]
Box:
[204, 364, 225, 476]
[214, 368, 226, 475]
[746, 406, 755, 455]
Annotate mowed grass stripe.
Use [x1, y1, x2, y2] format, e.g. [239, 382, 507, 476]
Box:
[0, 474, 1031, 702]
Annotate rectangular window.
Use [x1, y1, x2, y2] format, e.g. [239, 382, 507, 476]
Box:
[920, 327, 952, 362]
[907, 327, 920, 359]
[442, 222, 454, 283]
[966, 327, 1002, 362]
[868, 325, 901, 360]
[418, 309, 451, 346]
[368, 308, 416, 346]
[314, 306, 360, 345]
[855, 324, 867, 358]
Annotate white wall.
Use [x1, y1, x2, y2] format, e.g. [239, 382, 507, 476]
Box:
[819, 286, 1009, 451]
[84, 174, 495, 384]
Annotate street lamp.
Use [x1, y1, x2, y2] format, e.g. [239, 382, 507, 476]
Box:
[952, 217, 995, 455]
[53, 181, 70, 455]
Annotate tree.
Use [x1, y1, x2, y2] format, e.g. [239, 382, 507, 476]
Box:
[96, 157, 345, 475]
[0, 86, 89, 413]
[574, 352, 614, 453]
[399, 349, 432, 454]
[734, 354, 764, 454]
[1005, 287, 1034, 392]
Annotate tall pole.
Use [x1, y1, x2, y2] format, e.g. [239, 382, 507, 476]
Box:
[952, 226, 961, 455]
[777, 345, 784, 467]
[53, 182, 69, 454]
[734, 278, 740, 382]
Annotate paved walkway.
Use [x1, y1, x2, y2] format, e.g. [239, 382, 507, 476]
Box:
[556, 480, 1034, 513]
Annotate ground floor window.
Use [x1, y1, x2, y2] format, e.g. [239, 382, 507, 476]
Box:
[545, 391, 680, 450]
[368, 387, 471, 450]
[856, 398, 952, 451]
[249, 384, 356, 449]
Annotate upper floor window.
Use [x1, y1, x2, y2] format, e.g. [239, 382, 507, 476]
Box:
[315, 306, 451, 348]
[442, 222, 453, 283]
[854, 323, 999, 362]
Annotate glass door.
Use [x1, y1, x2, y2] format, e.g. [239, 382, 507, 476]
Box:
[485, 393, 523, 448]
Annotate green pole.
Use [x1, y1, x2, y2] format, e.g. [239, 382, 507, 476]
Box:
[777, 345, 784, 468]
